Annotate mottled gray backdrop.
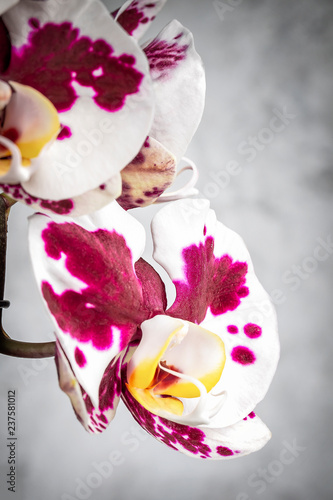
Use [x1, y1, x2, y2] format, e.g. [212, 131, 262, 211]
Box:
[0, 0, 332, 499]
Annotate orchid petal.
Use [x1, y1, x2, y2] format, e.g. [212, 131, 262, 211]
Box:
[143, 20, 205, 161]
[116, 0, 167, 40]
[117, 136, 176, 209]
[3, 0, 154, 200]
[122, 384, 271, 459]
[56, 340, 123, 434]
[29, 201, 146, 407]
[1, 172, 122, 216]
[151, 199, 279, 427]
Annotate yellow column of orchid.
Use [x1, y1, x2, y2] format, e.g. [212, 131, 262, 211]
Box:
[126, 315, 226, 418]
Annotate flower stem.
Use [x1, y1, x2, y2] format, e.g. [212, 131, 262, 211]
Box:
[0, 194, 56, 358]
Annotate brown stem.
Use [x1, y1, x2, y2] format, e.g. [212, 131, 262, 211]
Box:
[0, 194, 56, 358]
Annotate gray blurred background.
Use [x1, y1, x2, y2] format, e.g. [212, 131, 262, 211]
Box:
[1, 0, 332, 499]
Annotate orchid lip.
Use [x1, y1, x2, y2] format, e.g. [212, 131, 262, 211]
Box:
[156, 361, 211, 426]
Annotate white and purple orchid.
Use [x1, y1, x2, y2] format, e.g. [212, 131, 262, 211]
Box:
[29, 199, 279, 459]
[0, 0, 205, 216]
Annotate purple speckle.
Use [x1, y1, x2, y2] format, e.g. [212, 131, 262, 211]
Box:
[28, 18, 40, 29]
[57, 126, 72, 140]
[144, 38, 188, 78]
[216, 446, 234, 457]
[74, 347, 86, 367]
[40, 199, 74, 215]
[131, 151, 145, 165]
[231, 346, 256, 365]
[244, 323, 262, 338]
[227, 325, 239, 334]
[248, 411, 256, 419]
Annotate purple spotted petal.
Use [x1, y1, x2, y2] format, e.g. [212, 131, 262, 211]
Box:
[29, 201, 147, 407]
[143, 20, 205, 161]
[2, 0, 154, 201]
[116, 0, 167, 40]
[122, 382, 271, 459]
[1, 172, 122, 216]
[151, 198, 249, 323]
[117, 136, 176, 210]
[56, 341, 123, 433]
[151, 199, 279, 428]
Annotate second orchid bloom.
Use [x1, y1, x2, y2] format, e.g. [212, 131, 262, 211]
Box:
[0, 0, 205, 215]
[29, 199, 279, 459]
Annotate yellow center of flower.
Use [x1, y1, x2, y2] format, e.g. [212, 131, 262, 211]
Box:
[0, 80, 60, 178]
[126, 315, 226, 419]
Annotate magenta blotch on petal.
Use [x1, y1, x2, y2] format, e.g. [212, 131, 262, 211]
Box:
[167, 238, 249, 324]
[231, 346, 256, 366]
[5, 21, 144, 113]
[41, 222, 145, 350]
[74, 347, 87, 368]
[244, 323, 262, 338]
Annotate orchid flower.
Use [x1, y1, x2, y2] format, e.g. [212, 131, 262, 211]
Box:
[0, 0, 205, 216]
[29, 199, 279, 459]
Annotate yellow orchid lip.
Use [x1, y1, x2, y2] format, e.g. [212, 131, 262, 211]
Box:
[126, 315, 226, 420]
[0, 80, 60, 182]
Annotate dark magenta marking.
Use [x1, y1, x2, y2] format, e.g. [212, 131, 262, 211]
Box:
[117, 6, 146, 35]
[203, 225, 207, 236]
[248, 411, 256, 419]
[227, 325, 239, 334]
[143, 186, 164, 197]
[167, 237, 249, 324]
[244, 323, 262, 338]
[74, 347, 87, 367]
[4, 21, 143, 113]
[0, 183, 73, 214]
[121, 380, 212, 458]
[231, 346, 256, 365]
[216, 446, 234, 457]
[134, 258, 167, 317]
[57, 125, 72, 140]
[144, 38, 188, 76]
[2, 128, 19, 143]
[41, 222, 147, 350]
[131, 151, 145, 164]
[40, 199, 74, 215]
